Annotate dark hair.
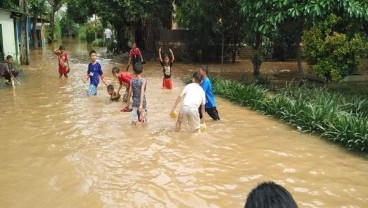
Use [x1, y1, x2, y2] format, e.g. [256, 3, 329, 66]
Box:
[89, 50, 96, 56]
[112, 66, 120, 74]
[59, 45, 65, 50]
[192, 72, 203, 83]
[201, 65, 209, 75]
[107, 84, 114, 91]
[133, 64, 143, 75]
[245, 181, 298, 208]
[163, 53, 170, 59]
[6, 55, 13, 60]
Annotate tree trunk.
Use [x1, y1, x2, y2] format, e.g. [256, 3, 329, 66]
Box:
[296, 20, 304, 80]
[32, 16, 38, 49]
[49, 10, 55, 43]
[19, 0, 29, 65]
[252, 32, 262, 76]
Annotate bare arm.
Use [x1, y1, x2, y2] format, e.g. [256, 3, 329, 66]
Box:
[100, 75, 108, 86]
[138, 80, 147, 112]
[158, 47, 163, 62]
[117, 84, 123, 94]
[200, 104, 205, 124]
[84, 75, 90, 83]
[172, 90, 185, 112]
[169, 48, 175, 63]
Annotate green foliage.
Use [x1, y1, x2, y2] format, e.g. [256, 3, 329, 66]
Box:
[0, 0, 18, 10]
[302, 14, 368, 82]
[92, 38, 104, 47]
[176, 0, 245, 61]
[77, 25, 86, 40]
[211, 77, 368, 153]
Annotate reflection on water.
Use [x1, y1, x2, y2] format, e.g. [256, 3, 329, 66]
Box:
[0, 39, 367, 208]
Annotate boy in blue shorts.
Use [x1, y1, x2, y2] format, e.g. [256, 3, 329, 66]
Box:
[84, 50, 107, 96]
[125, 64, 147, 125]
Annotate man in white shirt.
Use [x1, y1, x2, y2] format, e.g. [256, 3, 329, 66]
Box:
[104, 28, 112, 50]
[171, 72, 206, 132]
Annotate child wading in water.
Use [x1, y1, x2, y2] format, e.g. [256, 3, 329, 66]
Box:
[158, 47, 175, 89]
[171, 72, 206, 132]
[54, 45, 70, 78]
[127, 42, 144, 71]
[107, 84, 121, 101]
[84, 50, 107, 96]
[125, 64, 147, 124]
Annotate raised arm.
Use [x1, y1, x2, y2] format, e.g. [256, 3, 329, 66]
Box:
[169, 48, 175, 63]
[158, 47, 163, 63]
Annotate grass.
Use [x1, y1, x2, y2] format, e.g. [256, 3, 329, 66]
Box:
[208, 76, 368, 153]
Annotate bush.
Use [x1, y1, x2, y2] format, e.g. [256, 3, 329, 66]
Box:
[302, 14, 368, 82]
[211, 77, 368, 153]
[92, 38, 104, 47]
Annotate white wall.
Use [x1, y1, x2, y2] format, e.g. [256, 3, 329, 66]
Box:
[0, 10, 17, 61]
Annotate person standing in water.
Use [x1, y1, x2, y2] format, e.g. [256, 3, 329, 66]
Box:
[104, 28, 112, 52]
[158, 47, 175, 89]
[127, 42, 144, 71]
[125, 64, 147, 125]
[54, 45, 70, 78]
[171, 72, 206, 132]
[84, 50, 107, 96]
[199, 66, 220, 120]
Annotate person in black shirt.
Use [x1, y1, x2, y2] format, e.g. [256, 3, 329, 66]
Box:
[158, 47, 175, 89]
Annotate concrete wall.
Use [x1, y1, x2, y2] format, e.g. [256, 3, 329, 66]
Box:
[0, 10, 16, 61]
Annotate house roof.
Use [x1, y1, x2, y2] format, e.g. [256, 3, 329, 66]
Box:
[0, 7, 28, 17]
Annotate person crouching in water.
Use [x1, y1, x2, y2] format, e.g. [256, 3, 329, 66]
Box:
[125, 64, 147, 125]
[107, 84, 121, 102]
[171, 72, 206, 132]
[0, 55, 20, 85]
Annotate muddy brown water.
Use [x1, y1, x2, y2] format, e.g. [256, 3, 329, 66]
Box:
[0, 39, 367, 208]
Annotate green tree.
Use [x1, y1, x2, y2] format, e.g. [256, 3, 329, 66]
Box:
[176, 0, 245, 62]
[47, 0, 64, 42]
[0, 0, 18, 10]
[239, 0, 368, 77]
[29, 0, 48, 48]
[303, 14, 368, 82]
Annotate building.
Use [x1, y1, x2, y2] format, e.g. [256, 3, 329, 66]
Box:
[0, 8, 19, 62]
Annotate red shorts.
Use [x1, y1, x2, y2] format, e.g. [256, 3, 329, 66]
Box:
[59, 65, 68, 75]
[162, 78, 172, 89]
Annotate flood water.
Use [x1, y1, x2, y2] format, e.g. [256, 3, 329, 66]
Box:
[0, 39, 367, 208]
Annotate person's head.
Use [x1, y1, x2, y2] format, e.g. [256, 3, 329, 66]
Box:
[244, 181, 298, 208]
[112, 66, 120, 78]
[163, 54, 170, 64]
[6, 55, 13, 64]
[132, 42, 137, 49]
[192, 72, 203, 84]
[89, 50, 97, 62]
[199, 65, 209, 77]
[133, 64, 143, 75]
[59, 45, 65, 53]
[107, 84, 114, 95]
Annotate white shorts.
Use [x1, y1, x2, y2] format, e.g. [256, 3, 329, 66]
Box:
[178, 105, 200, 130]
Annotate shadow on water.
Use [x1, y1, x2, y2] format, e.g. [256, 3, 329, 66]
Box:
[0, 38, 367, 208]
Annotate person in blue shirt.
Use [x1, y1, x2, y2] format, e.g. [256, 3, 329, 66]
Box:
[84, 50, 107, 96]
[199, 66, 220, 120]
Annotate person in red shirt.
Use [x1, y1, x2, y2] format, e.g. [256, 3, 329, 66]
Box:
[53, 45, 70, 78]
[127, 42, 144, 71]
[112, 66, 133, 109]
